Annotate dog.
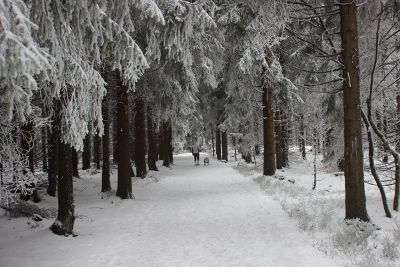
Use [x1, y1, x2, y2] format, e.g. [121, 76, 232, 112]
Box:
[203, 157, 210, 166]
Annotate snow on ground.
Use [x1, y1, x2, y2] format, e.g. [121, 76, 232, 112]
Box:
[0, 153, 339, 267]
[233, 148, 400, 267]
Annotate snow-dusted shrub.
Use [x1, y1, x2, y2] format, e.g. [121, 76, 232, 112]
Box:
[0, 121, 38, 206]
[382, 235, 399, 260]
[331, 219, 376, 253]
[254, 175, 339, 231]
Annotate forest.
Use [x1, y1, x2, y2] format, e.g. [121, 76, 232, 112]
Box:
[1, 0, 400, 266]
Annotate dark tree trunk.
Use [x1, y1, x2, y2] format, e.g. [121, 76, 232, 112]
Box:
[211, 127, 215, 158]
[397, 95, 400, 151]
[113, 120, 118, 165]
[94, 134, 101, 170]
[281, 112, 289, 167]
[51, 100, 75, 236]
[21, 120, 35, 174]
[101, 92, 111, 192]
[147, 106, 158, 171]
[82, 128, 91, 170]
[168, 122, 173, 164]
[42, 124, 48, 172]
[340, 0, 369, 221]
[233, 136, 237, 161]
[262, 80, 276, 176]
[159, 126, 164, 161]
[134, 94, 147, 178]
[162, 122, 170, 167]
[299, 114, 306, 160]
[114, 70, 133, 199]
[221, 131, 228, 161]
[216, 128, 221, 160]
[51, 139, 75, 235]
[71, 148, 79, 178]
[47, 115, 58, 197]
[361, 113, 391, 218]
[275, 110, 283, 169]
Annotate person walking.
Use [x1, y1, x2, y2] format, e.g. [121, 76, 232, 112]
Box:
[192, 144, 200, 166]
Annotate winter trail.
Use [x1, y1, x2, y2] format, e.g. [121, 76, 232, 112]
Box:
[0, 153, 338, 267]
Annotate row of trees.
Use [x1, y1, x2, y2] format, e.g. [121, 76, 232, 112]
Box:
[1, 0, 400, 235]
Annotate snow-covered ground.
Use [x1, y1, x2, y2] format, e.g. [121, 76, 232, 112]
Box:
[0, 153, 341, 267]
[234, 148, 400, 267]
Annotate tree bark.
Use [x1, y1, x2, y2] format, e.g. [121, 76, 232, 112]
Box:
[115, 70, 133, 199]
[112, 120, 119, 165]
[94, 134, 101, 170]
[101, 93, 111, 192]
[134, 94, 147, 178]
[275, 110, 283, 169]
[47, 115, 58, 197]
[281, 112, 289, 167]
[216, 128, 221, 160]
[82, 128, 91, 170]
[51, 100, 75, 235]
[159, 126, 164, 161]
[221, 131, 228, 161]
[147, 106, 158, 171]
[71, 148, 79, 178]
[397, 95, 400, 151]
[340, 0, 369, 221]
[361, 113, 391, 218]
[211, 127, 215, 158]
[262, 81, 276, 176]
[162, 121, 170, 167]
[42, 124, 48, 173]
[168, 121, 174, 164]
[299, 114, 306, 160]
[51, 139, 75, 235]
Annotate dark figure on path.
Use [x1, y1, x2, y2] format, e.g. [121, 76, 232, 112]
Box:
[192, 144, 200, 166]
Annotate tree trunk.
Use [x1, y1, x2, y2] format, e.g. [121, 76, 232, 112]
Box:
[82, 128, 91, 170]
[101, 93, 111, 192]
[262, 81, 276, 176]
[299, 114, 306, 160]
[168, 122, 174, 164]
[361, 113, 391, 218]
[275, 110, 283, 169]
[112, 120, 118, 165]
[134, 94, 147, 178]
[71, 148, 79, 178]
[147, 106, 158, 171]
[340, 0, 369, 221]
[162, 122, 170, 167]
[94, 134, 101, 170]
[233, 136, 237, 161]
[211, 127, 215, 158]
[281, 112, 289, 167]
[47, 115, 58, 197]
[221, 131, 228, 161]
[42, 124, 48, 173]
[216, 128, 221, 160]
[397, 95, 400, 151]
[159, 126, 164, 161]
[115, 70, 133, 199]
[50, 100, 75, 236]
[51, 139, 75, 235]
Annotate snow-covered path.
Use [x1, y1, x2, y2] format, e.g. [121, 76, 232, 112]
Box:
[0, 154, 338, 267]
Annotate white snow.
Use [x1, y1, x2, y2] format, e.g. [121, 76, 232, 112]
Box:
[0, 153, 338, 267]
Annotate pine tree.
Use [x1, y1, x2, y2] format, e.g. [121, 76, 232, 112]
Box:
[339, 0, 369, 221]
[101, 91, 111, 192]
[134, 93, 147, 178]
[216, 128, 222, 160]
